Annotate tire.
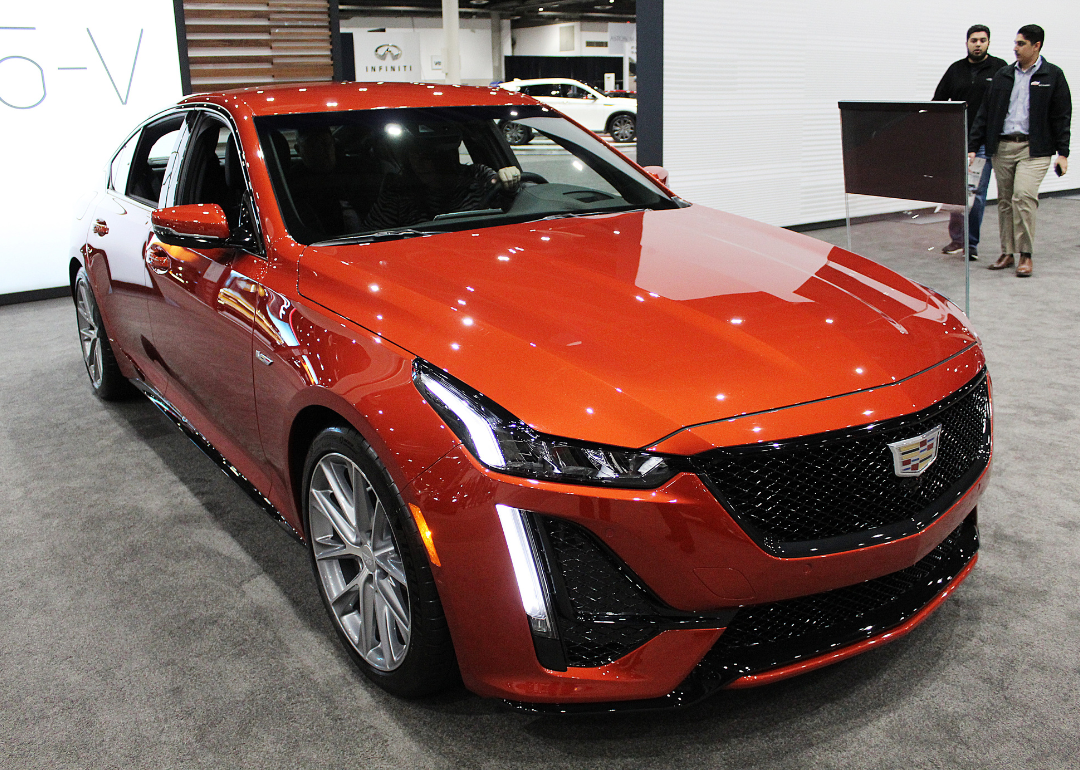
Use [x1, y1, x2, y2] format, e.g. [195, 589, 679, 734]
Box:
[501, 121, 534, 146]
[302, 425, 458, 697]
[74, 267, 130, 401]
[607, 113, 636, 143]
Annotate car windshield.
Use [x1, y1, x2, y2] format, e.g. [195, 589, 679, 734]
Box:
[254, 105, 678, 245]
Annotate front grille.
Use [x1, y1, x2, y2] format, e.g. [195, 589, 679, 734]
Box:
[694, 373, 990, 555]
[688, 514, 979, 691]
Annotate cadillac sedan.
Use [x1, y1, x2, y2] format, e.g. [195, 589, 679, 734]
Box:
[70, 82, 990, 710]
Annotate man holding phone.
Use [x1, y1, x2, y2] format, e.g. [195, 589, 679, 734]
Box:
[969, 24, 1071, 277]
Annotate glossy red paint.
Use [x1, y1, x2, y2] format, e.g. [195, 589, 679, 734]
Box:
[298, 208, 977, 449]
[724, 556, 979, 689]
[152, 204, 231, 241]
[71, 83, 990, 708]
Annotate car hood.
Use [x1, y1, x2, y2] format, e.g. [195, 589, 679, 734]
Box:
[297, 205, 977, 448]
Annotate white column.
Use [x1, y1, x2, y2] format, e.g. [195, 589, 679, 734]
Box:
[441, 0, 461, 84]
[490, 12, 503, 82]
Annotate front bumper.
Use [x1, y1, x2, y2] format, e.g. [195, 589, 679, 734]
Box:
[403, 357, 990, 706]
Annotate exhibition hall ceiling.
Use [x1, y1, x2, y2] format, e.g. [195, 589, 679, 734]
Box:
[339, 0, 635, 24]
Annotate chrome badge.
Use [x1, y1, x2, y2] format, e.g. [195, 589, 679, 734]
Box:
[888, 425, 942, 477]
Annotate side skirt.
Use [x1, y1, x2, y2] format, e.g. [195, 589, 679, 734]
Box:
[131, 379, 303, 543]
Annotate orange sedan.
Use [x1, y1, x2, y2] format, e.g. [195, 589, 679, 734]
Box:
[70, 82, 990, 711]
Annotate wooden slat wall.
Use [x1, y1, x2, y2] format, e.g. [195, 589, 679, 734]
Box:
[184, 0, 333, 92]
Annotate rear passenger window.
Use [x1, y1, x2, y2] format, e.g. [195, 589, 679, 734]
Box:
[126, 115, 185, 206]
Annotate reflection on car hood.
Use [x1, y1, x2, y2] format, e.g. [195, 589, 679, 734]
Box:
[298, 205, 977, 448]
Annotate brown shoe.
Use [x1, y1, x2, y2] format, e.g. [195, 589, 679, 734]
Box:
[1016, 253, 1033, 277]
[988, 254, 1015, 270]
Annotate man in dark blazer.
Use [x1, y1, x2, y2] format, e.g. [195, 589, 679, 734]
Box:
[969, 24, 1071, 277]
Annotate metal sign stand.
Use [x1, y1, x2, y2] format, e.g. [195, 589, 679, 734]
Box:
[962, 106, 971, 317]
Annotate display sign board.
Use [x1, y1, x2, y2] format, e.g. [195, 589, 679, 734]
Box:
[354, 30, 421, 81]
[0, 0, 183, 295]
[839, 101, 967, 206]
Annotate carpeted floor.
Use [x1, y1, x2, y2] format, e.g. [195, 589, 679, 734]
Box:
[1, 198, 1078, 769]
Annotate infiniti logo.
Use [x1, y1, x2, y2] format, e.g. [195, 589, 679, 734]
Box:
[375, 44, 403, 61]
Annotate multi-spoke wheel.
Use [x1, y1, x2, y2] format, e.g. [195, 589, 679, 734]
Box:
[303, 426, 457, 696]
[501, 120, 534, 145]
[74, 267, 129, 400]
[607, 113, 636, 143]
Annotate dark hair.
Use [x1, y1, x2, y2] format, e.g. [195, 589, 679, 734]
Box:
[1017, 24, 1045, 46]
[967, 25, 990, 39]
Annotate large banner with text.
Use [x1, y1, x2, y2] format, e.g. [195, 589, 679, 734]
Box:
[0, 1, 183, 295]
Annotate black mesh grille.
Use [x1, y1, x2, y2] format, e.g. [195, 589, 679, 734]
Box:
[538, 516, 662, 667]
[695, 374, 990, 552]
[688, 515, 979, 690]
[541, 517, 654, 617]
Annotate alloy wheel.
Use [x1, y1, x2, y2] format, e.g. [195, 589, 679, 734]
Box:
[502, 121, 532, 145]
[76, 280, 104, 389]
[308, 452, 411, 671]
[609, 115, 636, 142]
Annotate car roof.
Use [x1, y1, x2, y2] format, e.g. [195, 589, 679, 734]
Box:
[179, 81, 536, 117]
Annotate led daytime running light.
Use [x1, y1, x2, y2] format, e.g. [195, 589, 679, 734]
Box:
[496, 505, 555, 637]
[420, 375, 505, 467]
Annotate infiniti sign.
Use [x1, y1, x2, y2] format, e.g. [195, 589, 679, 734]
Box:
[374, 44, 402, 61]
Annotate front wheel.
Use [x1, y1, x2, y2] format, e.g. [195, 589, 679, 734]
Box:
[74, 267, 129, 400]
[607, 114, 636, 143]
[303, 426, 457, 697]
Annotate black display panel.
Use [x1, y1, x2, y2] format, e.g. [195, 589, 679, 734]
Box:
[839, 101, 967, 206]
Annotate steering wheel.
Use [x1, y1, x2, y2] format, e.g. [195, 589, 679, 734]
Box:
[520, 172, 548, 186]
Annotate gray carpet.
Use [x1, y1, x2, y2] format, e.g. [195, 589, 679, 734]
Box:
[2, 198, 1078, 769]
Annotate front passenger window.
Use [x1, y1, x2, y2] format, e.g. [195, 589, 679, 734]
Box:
[177, 121, 245, 226]
[176, 116, 260, 253]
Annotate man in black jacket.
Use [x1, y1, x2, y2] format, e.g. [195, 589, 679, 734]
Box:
[933, 25, 1007, 258]
[969, 24, 1071, 277]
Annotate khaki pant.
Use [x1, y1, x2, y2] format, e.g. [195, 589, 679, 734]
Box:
[992, 140, 1052, 255]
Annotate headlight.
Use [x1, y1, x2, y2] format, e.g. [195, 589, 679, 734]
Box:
[413, 360, 681, 488]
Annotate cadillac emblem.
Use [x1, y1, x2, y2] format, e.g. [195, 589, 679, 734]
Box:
[887, 425, 942, 477]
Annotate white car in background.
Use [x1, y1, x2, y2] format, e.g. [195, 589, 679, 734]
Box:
[497, 78, 637, 144]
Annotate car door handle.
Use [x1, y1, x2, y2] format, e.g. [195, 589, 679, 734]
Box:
[145, 244, 171, 274]
[93, 219, 109, 236]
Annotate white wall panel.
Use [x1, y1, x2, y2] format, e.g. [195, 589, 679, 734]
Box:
[664, 0, 1080, 226]
[1, 0, 182, 295]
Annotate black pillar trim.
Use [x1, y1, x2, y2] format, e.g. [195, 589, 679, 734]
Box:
[636, 0, 663, 166]
[329, 0, 343, 82]
[172, 0, 192, 95]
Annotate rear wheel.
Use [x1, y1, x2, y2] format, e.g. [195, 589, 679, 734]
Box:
[74, 267, 129, 400]
[302, 426, 457, 696]
[607, 113, 636, 142]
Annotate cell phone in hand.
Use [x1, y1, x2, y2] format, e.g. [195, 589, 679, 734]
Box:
[1055, 164, 1064, 176]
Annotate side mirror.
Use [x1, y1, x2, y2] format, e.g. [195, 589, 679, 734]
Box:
[152, 204, 231, 248]
[642, 165, 670, 186]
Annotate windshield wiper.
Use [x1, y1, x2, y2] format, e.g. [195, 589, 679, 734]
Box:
[539, 207, 647, 222]
[432, 208, 504, 221]
[313, 228, 438, 246]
